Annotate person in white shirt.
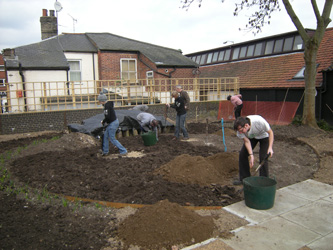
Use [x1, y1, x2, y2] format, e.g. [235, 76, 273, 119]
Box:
[233, 115, 274, 185]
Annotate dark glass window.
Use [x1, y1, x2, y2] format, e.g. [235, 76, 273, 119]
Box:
[283, 37, 293, 51]
[218, 51, 225, 61]
[254, 43, 263, 56]
[239, 46, 247, 58]
[232, 47, 240, 60]
[274, 39, 284, 53]
[265, 41, 274, 55]
[247, 45, 255, 57]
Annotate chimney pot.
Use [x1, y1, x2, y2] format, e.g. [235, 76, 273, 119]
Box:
[42, 9, 48, 16]
[50, 10, 55, 17]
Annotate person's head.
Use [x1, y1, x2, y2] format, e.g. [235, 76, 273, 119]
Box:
[171, 91, 179, 98]
[97, 93, 108, 105]
[234, 117, 251, 134]
[150, 119, 159, 127]
[176, 85, 182, 93]
[227, 95, 231, 101]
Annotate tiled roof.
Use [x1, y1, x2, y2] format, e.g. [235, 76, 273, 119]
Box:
[5, 33, 197, 70]
[86, 33, 197, 67]
[199, 28, 333, 89]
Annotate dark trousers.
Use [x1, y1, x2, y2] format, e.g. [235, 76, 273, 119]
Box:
[239, 137, 269, 181]
[234, 104, 243, 118]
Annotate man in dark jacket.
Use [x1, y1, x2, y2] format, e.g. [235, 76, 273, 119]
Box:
[166, 91, 189, 141]
[176, 85, 190, 110]
[98, 93, 127, 156]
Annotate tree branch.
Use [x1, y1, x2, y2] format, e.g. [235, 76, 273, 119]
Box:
[281, 0, 308, 40]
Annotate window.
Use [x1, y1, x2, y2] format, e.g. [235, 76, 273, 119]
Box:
[121, 59, 137, 82]
[0, 65, 4, 71]
[246, 45, 255, 57]
[273, 39, 284, 53]
[283, 37, 293, 51]
[224, 49, 231, 61]
[206, 53, 213, 64]
[199, 54, 207, 65]
[254, 43, 263, 56]
[68, 61, 81, 82]
[293, 66, 305, 79]
[239, 46, 247, 58]
[218, 51, 225, 61]
[0, 79, 5, 85]
[293, 35, 303, 50]
[212, 52, 219, 62]
[232, 47, 240, 60]
[195, 55, 201, 64]
[265, 41, 274, 55]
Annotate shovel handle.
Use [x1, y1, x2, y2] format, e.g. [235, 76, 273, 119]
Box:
[254, 153, 271, 173]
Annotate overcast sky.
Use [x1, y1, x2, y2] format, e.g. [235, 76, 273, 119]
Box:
[0, 0, 332, 55]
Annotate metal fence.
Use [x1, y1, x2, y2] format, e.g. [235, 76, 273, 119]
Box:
[1, 77, 239, 114]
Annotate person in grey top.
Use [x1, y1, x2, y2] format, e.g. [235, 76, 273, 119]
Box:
[136, 112, 159, 140]
[233, 115, 274, 185]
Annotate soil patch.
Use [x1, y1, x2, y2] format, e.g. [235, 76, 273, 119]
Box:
[0, 122, 332, 250]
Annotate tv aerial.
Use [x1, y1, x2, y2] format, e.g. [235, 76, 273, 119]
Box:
[54, 1, 63, 12]
[68, 14, 78, 33]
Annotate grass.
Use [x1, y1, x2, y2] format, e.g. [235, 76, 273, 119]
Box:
[0, 135, 85, 209]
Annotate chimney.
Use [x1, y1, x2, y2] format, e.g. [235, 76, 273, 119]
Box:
[40, 9, 58, 40]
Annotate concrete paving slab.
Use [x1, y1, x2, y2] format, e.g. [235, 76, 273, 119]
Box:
[322, 194, 333, 203]
[223, 201, 272, 224]
[279, 179, 333, 201]
[257, 189, 309, 217]
[281, 199, 333, 236]
[307, 232, 333, 250]
[223, 216, 321, 250]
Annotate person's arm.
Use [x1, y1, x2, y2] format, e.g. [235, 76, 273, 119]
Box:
[267, 129, 274, 157]
[243, 137, 254, 168]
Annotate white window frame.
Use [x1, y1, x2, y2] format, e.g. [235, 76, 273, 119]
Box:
[120, 58, 137, 82]
[68, 60, 82, 84]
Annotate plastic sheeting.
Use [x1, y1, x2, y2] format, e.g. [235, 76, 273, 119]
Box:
[68, 109, 173, 138]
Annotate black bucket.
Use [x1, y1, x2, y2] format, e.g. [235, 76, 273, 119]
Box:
[243, 176, 277, 210]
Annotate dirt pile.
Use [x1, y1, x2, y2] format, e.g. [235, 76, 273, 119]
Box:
[118, 200, 217, 250]
[154, 152, 238, 186]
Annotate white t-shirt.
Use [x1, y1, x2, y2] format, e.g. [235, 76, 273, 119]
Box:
[237, 115, 271, 140]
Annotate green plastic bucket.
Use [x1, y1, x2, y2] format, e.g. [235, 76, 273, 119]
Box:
[141, 131, 157, 146]
[243, 176, 277, 210]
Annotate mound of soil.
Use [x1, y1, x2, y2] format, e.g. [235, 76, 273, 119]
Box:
[118, 199, 216, 250]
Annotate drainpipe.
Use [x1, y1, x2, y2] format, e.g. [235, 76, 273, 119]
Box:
[18, 63, 27, 111]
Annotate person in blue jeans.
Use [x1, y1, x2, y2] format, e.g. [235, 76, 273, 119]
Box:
[98, 93, 127, 156]
[166, 91, 189, 141]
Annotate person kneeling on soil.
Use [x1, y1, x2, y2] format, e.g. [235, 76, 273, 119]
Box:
[98, 92, 128, 157]
[136, 112, 160, 141]
[233, 115, 274, 185]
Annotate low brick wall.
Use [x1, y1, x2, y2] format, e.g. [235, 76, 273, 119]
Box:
[0, 102, 221, 135]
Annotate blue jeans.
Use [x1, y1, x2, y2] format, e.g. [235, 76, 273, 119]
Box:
[174, 113, 189, 139]
[103, 119, 127, 154]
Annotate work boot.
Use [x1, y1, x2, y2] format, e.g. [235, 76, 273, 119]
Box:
[233, 180, 243, 186]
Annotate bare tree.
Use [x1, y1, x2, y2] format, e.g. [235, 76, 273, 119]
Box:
[182, 0, 332, 127]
